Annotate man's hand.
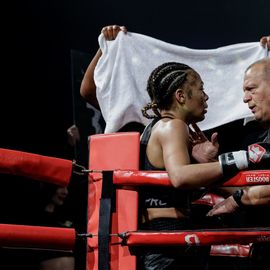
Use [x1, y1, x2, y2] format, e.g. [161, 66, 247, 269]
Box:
[207, 195, 239, 216]
[260, 36, 270, 50]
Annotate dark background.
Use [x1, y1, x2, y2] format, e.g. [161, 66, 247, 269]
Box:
[2, 0, 269, 156]
[0, 0, 269, 268]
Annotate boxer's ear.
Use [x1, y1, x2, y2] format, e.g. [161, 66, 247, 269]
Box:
[175, 88, 185, 104]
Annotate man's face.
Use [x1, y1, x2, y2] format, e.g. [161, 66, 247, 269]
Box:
[243, 63, 270, 124]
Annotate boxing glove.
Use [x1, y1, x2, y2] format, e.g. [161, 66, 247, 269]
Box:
[218, 142, 270, 178]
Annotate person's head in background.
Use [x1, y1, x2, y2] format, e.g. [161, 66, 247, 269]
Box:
[38, 183, 69, 214]
[37, 184, 74, 270]
[243, 58, 270, 126]
[44, 186, 69, 213]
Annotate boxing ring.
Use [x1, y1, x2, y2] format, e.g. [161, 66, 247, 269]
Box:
[1, 132, 270, 269]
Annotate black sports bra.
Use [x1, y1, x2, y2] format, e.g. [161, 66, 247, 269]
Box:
[140, 118, 191, 209]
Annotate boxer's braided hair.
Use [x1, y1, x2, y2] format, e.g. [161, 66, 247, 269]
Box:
[142, 62, 193, 119]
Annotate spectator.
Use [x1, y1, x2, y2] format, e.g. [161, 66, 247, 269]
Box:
[35, 184, 75, 270]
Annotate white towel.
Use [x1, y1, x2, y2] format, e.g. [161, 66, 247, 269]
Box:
[94, 31, 268, 133]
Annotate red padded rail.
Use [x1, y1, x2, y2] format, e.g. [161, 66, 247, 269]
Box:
[0, 148, 73, 186]
[0, 224, 76, 250]
[113, 170, 270, 187]
[123, 228, 270, 246]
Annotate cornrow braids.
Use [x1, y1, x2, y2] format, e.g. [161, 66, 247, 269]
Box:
[141, 102, 161, 119]
[145, 62, 192, 113]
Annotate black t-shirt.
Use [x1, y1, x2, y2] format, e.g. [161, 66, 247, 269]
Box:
[240, 128, 270, 227]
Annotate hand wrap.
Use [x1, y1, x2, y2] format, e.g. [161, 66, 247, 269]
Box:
[218, 143, 270, 178]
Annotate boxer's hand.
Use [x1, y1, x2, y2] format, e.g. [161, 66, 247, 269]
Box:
[190, 123, 219, 163]
[219, 142, 270, 178]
